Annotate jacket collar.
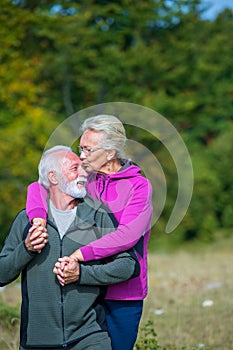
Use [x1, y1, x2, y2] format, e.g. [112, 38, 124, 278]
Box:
[47, 194, 102, 230]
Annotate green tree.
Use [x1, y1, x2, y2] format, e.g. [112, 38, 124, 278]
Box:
[0, 0, 232, 247]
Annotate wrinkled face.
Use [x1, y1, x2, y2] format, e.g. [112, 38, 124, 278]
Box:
[59, 152, 87, 198]
[79, 130, 109, 173]
[60, 152, 83, 181]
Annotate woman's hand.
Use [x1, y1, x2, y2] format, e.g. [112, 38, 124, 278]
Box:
[70, 249, 84, 262]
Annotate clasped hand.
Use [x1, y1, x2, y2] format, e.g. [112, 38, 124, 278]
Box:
[53, 256, 80, 286]
[25, 222, 48, 253]
[25, 220, 80, 286]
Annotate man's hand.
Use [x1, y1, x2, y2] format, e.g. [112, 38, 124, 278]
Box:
[25, 223, 48, 253]
[53, 257, 80, 286]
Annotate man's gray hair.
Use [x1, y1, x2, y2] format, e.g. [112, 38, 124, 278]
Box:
[80, 114, 127, 159]
[38, 145, 72, 189]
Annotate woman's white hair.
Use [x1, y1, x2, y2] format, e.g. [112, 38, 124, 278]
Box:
[80, 114, 127, 159]
[38, 145, 72, 189]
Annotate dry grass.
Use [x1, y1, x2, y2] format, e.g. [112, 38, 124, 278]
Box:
[0, 283, 20, 350]
[142, 245, 233, 350]
[0, 242, 232, 350]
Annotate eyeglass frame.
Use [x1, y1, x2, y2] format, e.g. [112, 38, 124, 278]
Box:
[78, 146, 104, 156]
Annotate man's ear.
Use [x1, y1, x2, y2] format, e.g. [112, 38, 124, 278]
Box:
[48, 171, 58, 185]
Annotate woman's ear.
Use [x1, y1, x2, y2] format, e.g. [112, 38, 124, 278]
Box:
[107, 150, 116, 160]
[48, 171, 58, 185]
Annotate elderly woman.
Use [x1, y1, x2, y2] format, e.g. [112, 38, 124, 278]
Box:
[26, 115, 153, 350]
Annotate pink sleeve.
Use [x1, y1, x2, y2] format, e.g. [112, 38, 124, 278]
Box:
[80, 179, 153, 261]
[26, 182, 48, 222]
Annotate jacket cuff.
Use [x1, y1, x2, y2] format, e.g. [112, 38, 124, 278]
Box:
[76, 264, 82, 285]
[79, 246, 95, 262]
[27, 208, 47, 223]
[23, 241, 38, 256]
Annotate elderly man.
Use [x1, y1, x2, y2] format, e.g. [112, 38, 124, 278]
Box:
[0, 146, 139, 350]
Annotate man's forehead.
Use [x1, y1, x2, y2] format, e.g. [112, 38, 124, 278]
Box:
[61, 151, 81, 164]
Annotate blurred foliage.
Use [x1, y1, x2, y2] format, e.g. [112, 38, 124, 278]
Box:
[134, 320, 161, 350]
[0, 0, 232, 248]
[0, 297, 19, 330]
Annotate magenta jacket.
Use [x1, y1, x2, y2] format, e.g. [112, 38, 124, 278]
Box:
[26, 160, 153, 300]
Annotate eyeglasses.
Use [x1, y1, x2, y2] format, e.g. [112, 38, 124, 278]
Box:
[78, 146, 103, 156]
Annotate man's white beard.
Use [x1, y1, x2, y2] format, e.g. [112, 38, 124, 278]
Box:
[58, 176, 87, 198]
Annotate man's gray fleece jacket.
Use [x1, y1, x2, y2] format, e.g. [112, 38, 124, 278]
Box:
[0, 195, 139, 348]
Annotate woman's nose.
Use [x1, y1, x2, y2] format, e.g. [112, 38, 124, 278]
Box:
[79, 152, 86, 160]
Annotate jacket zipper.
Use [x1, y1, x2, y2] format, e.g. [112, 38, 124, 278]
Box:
[99, 174, 106, 199]
[60, 237, 67, 347]
[47, 220, 67, 347]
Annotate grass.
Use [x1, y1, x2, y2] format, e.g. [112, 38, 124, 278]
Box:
[136, 237, 233, 349]
[0, 238, 232, 350]
[0, 283, 20, 350]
